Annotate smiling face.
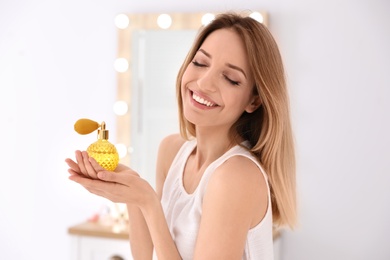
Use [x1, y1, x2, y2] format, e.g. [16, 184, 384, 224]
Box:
[181, 28, 259, 133]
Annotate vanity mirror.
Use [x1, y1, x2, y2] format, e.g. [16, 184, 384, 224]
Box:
[114, 11, 268, 186]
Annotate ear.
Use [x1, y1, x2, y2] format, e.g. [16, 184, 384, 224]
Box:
[245, 95, 261, 113]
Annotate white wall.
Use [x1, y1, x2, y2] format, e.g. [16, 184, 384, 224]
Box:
[0, 0, 388, 259]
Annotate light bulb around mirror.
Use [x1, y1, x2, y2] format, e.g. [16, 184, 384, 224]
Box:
[115, 143, 128, 159]
[157, 14, 172, 29]
[115, 14, 130, 29]
[114, 58, 129, 72]
[201, 13, 215, 26]
[249, 12, 264, 23]
[113, 100, 128, 115]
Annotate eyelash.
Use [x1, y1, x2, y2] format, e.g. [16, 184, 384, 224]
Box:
[191, 60, 206, 67]
[191, 60, 240, 86]
[224, 76, 240, 86]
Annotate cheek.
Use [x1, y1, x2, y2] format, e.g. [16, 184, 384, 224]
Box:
[181, 67, 194, 94]
[180, 77, 188, 103]
[180, 77, 187, 97]
[181, 66, 192, 84]
[230, 92, 254, 113]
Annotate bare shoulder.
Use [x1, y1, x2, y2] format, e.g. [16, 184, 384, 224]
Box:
[205, 155, 268, 227]
[158, 133, 186, 166]
[155, 134, 186, 197]
[159, 133, 186, 148]
[212, 155, 266, 189]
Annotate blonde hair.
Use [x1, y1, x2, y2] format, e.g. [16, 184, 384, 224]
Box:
[176, 12, 297, 228]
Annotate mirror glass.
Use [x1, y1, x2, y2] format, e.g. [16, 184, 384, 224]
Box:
[131, 30, 197, 186]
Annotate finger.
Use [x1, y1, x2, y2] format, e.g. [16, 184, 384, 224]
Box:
[81, 151, 98, 179]
[75, 150, 88, 176]
[69, 173, 104, 189]
[68, 168, 80, 175]
[65, 158, 81, 173]
[114, 163, 130, 173]
[97, 170, 138, 185]
[88, 156, 105, 172]
[96, 171, 120, 183]
[69, 174, 122, 200]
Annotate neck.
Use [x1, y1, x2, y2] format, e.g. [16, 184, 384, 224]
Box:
[192, 127, 237, 170]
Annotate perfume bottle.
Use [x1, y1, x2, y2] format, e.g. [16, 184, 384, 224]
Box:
[74, 119, 119, 171]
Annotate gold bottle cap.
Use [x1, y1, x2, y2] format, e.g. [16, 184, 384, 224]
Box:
[97, 121, 109, 140]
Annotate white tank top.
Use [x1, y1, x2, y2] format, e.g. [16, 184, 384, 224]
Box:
[161, 139, 274, 260]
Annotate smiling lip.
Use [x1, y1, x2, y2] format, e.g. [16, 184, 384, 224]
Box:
[190, 90, 219, 109]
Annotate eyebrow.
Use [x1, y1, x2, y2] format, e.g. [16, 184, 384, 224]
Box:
[198, 48, 247, 79]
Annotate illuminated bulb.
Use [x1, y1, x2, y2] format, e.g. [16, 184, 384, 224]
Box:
[249, 12, 264, 23]
[157, 14, 172, 29]
[201, 13, 215, 26]
[115, 143, 128, 158]
[115, 14, 130, 29]
[113, 100, 128, 115]
[114, 58, 129, 72]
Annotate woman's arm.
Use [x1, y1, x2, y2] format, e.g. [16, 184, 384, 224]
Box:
[127, 205, 153, 259]
[193, 156, 269, 259]
[126, 133, 184, 259]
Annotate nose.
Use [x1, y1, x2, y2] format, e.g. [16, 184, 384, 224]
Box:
[196, 69, 217, 93]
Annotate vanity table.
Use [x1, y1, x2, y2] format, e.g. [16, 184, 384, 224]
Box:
[68, 222, 132, 260]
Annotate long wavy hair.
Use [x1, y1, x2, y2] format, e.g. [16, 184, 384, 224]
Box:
[176, 12, 297, 228]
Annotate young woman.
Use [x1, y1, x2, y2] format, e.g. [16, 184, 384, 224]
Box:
[66, 12, 296, 260]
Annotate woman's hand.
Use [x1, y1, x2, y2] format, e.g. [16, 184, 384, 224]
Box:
[65, 151, 157, 208]
[65, 150, 102, 179]
[65, 150, 130, 178]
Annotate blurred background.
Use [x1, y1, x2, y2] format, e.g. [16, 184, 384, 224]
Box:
[0, 0, 389, 259]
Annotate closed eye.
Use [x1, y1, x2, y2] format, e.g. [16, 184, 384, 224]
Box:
[224, 75, 240, 86]
[192, 60, 207, 67]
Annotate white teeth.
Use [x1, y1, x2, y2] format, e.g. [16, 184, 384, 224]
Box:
[192, 92, 215, 107]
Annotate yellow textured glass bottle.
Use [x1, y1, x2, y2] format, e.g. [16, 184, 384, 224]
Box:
[87, 122, 119, 171]
[74, 119, 119, 171]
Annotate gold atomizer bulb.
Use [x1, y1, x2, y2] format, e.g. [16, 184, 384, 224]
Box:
[74, 119, 119, 171]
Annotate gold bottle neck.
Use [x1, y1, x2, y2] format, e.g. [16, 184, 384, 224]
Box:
[97, 121, 109, 140]
[98, 129, 109, 140]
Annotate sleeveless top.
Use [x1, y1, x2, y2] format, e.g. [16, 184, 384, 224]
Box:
[160, 139, 274, 260]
